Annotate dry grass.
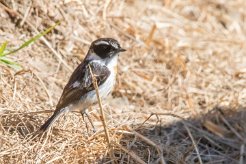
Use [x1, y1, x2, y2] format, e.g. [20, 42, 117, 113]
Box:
[1, 0, 246, 163]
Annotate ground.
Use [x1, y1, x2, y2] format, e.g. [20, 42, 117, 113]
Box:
[0, 0, 246, 163]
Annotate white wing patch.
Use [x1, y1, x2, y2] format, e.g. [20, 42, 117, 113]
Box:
[72, 81, 80, 88]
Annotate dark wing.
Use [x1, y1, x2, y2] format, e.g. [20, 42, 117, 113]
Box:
[55, 60, 110, 110]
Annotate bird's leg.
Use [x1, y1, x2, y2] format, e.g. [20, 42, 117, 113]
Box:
[85, 110, 96, 133]
[80, 108, 96, 133]
[81, 109, 89, 133]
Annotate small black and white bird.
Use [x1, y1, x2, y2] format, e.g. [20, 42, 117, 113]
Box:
[39, 38, 126, 132]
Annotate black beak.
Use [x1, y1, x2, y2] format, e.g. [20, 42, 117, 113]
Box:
[119, 48, 126, 52]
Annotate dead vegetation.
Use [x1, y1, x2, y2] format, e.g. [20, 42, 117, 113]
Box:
[1, 0, 246, 163]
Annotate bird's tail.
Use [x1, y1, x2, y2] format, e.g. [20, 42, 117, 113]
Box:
[39, 108, 66, 132]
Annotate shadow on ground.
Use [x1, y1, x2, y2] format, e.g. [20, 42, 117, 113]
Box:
[100, 106, 246, 164]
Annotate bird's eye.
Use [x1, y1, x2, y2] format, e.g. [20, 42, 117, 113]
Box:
[94, 44, 112, 58]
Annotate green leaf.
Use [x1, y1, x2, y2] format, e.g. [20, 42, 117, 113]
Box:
[0, 41, 8, 56]
[5, 21, 61, 55]
[0, 57, 22, 70]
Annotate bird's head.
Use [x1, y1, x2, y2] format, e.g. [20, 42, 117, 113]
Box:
[87, 38, 126, 61]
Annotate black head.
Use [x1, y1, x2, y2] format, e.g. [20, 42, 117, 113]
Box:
[90, 38, 126, 59]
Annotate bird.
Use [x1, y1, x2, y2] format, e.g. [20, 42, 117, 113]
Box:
[39, 38, 126, 133]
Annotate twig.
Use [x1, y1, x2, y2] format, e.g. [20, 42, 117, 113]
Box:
[33, 130, 50, 163]
[219, 114, 244, 142]
[103, 0, 111, 20]
[120, 133, 137, 164]
[240, 144, 245, 164]
[136, 113, 155, 129]
[88, 64, 114, 162]
[122, 122, 166, 164]
[145, 24, 157, 46]
[88, 64, 116, 163]
[114, 142, 146, 164]
[12, 77, 17, 100]
[1, 110, 54, 115]
[130, 129, 166, 164]
[184, 124, 203, 164]
[20, 1, 32, 27]
[137, 112, 186, 129]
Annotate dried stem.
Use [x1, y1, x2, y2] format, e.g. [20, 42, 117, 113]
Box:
[184, 124, 203, 164]
[114, 142, 146, 164]
[88, 64, 112, 150]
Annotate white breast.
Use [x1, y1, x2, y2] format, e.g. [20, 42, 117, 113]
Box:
[81, 55, 118, 109]
[97, 55, 118, 99]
